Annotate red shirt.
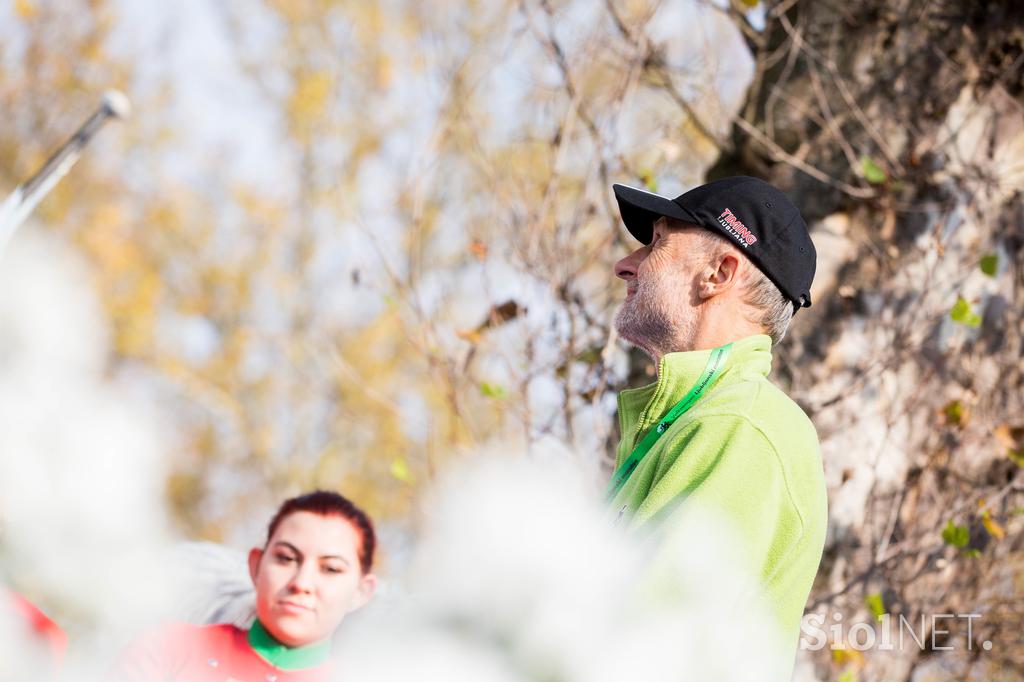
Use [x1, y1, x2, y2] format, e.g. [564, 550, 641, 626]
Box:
[111, 622, 334, 682]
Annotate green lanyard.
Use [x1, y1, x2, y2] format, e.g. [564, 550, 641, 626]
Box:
[605, 343, 732, 503]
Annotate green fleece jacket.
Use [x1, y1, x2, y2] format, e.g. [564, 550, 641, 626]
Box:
[610, 333, 827, 649]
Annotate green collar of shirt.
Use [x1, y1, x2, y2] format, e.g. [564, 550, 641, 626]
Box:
[247, 619, 332, 670]
[617, 334, 773, 463]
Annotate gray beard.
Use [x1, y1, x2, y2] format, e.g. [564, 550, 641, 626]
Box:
[614, 279, 696, 359]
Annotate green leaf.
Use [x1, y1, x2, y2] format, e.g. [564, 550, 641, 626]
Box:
[950, 296, 981, 328]
[942, 400, 964, 427]
[979, 253, 998, 277]
[389, 458, 412, 484]
[941, 520, 970, 548]
[860, 156, 887, 184]
[865, 593, 886, 622]
[480, 382, 506, 399]
[837, 671, 858, 682]
[639, 169, 657, 193]
[574, 345, 604, 366]
[964, 548, 982, 559]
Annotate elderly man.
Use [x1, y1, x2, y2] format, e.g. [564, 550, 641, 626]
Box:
[608, 176, 827, 655]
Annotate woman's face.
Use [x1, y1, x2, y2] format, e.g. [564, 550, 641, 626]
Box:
[248, 511, 377, 647]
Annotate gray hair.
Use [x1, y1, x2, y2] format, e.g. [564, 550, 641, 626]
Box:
[692, 229, 793, 345]
[741, 267, 793, 345]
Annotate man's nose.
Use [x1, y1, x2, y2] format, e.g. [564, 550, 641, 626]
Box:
[614, 247, 646, 281]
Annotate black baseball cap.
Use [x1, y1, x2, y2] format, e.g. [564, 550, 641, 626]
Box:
[613, 176, 816, 311]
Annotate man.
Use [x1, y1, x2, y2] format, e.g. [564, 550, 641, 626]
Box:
[608, 176, 827, 660]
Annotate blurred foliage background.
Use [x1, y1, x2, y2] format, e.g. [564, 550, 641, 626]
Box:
[1, 0, 1022, 680]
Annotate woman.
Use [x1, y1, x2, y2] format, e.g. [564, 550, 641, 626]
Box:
[112, 491, 378, 681]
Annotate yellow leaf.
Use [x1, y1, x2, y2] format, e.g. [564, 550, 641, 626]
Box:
[739, 0, 759, 7]
[468, 239, 488, 260]
[982, 511, 1006, 540]
[456, 329, 483, 344]
[288, 71, 333, 135]
[14, 0, 38, 19]
[376, 55, 393, 89]
[268, 0, 308, 22]
[994, 425, 1011, 448]
[995, 424, 1024, 465]
[82, 37, 105, 63]
[832, 647, 865, 667]
[390, 458, 412, 484]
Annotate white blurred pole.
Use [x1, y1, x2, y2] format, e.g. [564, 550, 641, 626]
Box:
[0, 90, 131, 258]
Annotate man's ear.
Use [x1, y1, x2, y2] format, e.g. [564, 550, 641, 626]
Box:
[349, 573, 378, 613]
[699, 252, 742, 300]
[248, 548, 264, 586]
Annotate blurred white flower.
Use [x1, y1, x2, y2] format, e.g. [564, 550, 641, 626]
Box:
[339, 443, 790, 681]
[0, 230, 176, 660]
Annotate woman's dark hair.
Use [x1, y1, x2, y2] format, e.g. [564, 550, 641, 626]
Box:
[265, 490, 376, 573]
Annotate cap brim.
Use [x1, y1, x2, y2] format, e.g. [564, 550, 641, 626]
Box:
[613, 184, 695, 245]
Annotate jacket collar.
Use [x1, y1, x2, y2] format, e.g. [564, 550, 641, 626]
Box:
[247, 618, 331, 670]
[618, 334, 773, 445]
